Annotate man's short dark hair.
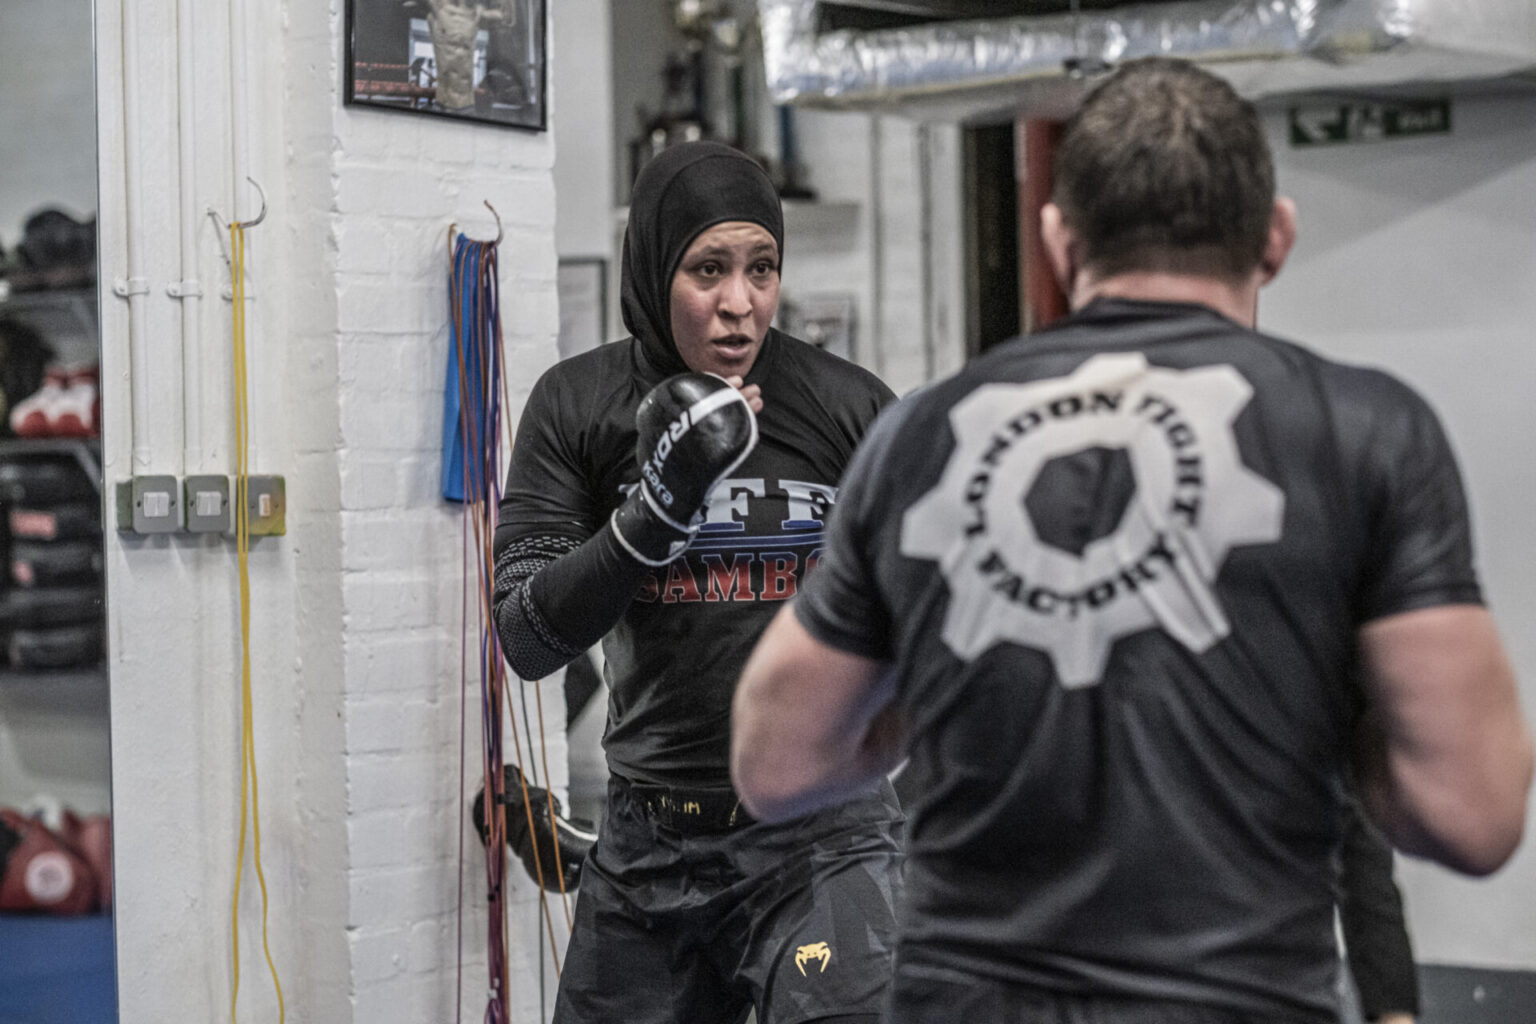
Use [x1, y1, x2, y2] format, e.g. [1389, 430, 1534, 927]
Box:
[1052, 57, 1276, 282]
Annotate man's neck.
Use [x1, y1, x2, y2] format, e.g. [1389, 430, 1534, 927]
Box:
[1072, 271, 1260, 328]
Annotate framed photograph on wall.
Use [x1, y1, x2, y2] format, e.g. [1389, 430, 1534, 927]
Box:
[557, 258, 608, 360]
[344, 0, 547, 131]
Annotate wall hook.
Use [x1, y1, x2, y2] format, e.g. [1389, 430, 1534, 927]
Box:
[484, 200, 503, 246]
[207, 175, 269, 266]
[451, 201, 504, 248]
[238, 177, 268, 229]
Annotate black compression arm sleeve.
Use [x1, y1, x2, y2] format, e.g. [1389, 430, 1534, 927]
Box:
[493, 523, 652, 681]
[1340, 798, 1420, 1019]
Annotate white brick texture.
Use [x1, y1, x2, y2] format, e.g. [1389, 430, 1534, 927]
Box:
[307, 3, 566, 1021]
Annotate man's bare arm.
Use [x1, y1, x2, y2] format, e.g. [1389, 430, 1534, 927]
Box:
[1356, 604, 1533, 875]
[731, 605, 906, 822]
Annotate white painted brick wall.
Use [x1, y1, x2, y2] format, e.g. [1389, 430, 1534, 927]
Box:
[323, 0, 570, 1007]
[100, 2, 570, 1022]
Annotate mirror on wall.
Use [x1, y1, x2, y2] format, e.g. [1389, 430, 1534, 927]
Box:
[0, 0, 115, 1020]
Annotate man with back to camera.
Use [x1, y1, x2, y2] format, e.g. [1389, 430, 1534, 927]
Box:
[731, 57, 1532, 1024]
[492, 140, 902, 1024]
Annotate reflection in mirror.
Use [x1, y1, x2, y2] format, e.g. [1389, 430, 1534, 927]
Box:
[0, 0, 114, 1020]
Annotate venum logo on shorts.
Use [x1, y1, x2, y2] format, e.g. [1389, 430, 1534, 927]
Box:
[794, 941, 832, 975]
[901, 353, 1284, 687]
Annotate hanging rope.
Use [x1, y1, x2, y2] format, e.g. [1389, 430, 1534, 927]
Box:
[228, 213, 285, 1024]
[445, 207, 568, 1024]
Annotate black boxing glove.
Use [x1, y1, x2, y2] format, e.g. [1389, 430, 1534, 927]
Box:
[611, 372, 757, 566]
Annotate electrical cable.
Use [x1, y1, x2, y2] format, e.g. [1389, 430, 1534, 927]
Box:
[228, 220, 285, 1024]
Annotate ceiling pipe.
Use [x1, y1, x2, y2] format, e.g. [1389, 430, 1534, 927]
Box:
[758, 0, 1536, 121]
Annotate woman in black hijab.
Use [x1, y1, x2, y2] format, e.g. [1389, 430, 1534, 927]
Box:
[621, 141, 784, 379]
[494, 140, 900, 1024]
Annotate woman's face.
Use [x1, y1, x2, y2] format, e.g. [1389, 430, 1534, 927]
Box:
[668, 221, 780, 378]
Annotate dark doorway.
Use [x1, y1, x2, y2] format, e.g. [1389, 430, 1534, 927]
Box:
[963, 123, 1020, 357]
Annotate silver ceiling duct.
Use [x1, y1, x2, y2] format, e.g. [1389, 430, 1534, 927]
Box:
[759, 0, 1536, 119]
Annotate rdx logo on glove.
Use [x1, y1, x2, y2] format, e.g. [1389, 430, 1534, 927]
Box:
[640, 385, 753, 511]
[641, 409, 695, 509]
[612, 373, 760, 568]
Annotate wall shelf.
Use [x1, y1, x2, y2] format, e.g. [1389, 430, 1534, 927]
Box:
[0, 438, 102, 492]
[0, 664, 108, 700]
[612, 199, 861, 239]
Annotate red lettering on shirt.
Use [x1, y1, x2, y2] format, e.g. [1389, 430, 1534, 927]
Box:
[761, 553, 799, 601]
[702, 553, 755, 602]
[661, 559, 703, 603]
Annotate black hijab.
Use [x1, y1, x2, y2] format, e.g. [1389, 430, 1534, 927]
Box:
[621, 142, 785, 377]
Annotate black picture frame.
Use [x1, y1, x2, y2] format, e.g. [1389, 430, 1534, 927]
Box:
[344, 0, 547, 132]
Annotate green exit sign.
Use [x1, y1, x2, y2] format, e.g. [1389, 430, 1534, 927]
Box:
[1288, 99, 1452, 147]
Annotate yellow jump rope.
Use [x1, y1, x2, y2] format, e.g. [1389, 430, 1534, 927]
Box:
[228, 220, 284, 1024]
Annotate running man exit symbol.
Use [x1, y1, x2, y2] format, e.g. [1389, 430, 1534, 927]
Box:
[1289, 99, 1450, 147]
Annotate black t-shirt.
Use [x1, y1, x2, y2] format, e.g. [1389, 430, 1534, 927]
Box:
[499, 327, 894, 786]
[796, 299, 1481, 1021]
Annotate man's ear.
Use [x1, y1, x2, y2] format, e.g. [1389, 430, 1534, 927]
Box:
[1258, 197, 1297, 285]
[1040, 202, 1078, 296]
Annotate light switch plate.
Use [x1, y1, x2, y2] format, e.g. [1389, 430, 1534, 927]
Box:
[115, 475, 183, 534]
[184, 475, 231, 534]
[231, 475, 285, 537]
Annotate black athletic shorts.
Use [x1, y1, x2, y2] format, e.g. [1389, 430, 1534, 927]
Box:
[552, 775, 903, 1024]
[889, 960, 1322, 1024]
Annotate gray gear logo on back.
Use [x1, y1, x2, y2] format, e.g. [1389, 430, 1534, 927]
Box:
[901, 353, 1284, 687]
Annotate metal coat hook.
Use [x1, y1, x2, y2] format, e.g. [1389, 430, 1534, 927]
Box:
[209, 177, 269, 232]
[207, 177, 270, 269]
[238, 177, 268, 229]
[451, 201, 505, 248]
[205, 178, 268, 300]
[484, 200, 503, 246]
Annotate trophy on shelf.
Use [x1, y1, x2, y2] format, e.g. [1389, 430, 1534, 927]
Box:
[627, 0, 814, 202]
